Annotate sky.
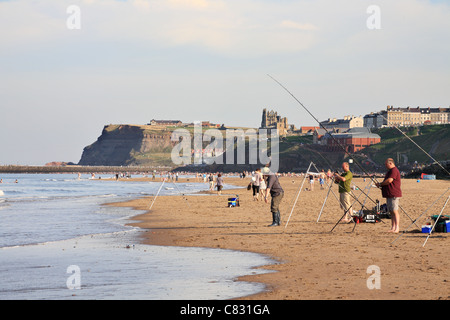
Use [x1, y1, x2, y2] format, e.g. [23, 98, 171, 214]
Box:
[0, 0, 449, 165]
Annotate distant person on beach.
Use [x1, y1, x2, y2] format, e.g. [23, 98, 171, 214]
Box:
[251, 168, 262, 201]
[259, 174, 267, 199]
[376, 158, 402, 233]
[216, 173, 224, 195]
[319, 170, 325, 190]
[308, 174, 314, 191]
[334, 162, 353, 223]
[208, 174, 214, 191]
[263, 167, 284, 227]
[326, 169, 333, 183]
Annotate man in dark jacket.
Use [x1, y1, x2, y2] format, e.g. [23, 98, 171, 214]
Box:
[262, 167, 284, 227]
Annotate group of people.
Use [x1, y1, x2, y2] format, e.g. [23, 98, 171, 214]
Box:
[333, 158, 402, 233]
[149, 158, 402, 232]
[249, 157, 402, 232]
[249, 168, 266, 201]
[0, 179, 18, 183]
[307, 171, 327, 191]
[204, 173, 224, 195]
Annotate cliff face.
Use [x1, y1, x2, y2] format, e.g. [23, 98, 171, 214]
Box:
[78, 125, 176, 166]
[78, 124, 342, 170]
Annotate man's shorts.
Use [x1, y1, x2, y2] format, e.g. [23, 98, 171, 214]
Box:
[386, 197, 400, 211]
[339, 192, 352, 211]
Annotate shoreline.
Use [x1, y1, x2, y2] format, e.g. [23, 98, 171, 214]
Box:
[110, 177, 450, 300]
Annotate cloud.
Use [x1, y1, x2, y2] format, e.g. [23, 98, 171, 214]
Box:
[1, 0, 449, 76]
[1, 0, 449, 165]
[132, 0, 152, 10]
[280, 20, 318, 31]
[167, 0, 217, 9]
[0, 0, 324, 57]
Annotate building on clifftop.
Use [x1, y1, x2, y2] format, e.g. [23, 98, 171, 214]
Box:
[260, 108, 290, 136]
[148, 119, 183, 126]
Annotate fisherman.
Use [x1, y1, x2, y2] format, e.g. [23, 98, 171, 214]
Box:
[262, 167, 284, 227]
[376, 158, 402, 233]
[333, 162, 353, 223]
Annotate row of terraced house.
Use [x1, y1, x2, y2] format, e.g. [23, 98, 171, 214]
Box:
[313, 105, 449, 153]
[364, 105, 450, 129]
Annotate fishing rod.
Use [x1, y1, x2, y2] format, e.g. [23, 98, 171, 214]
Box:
[284, 160, 362, 232]
[268, 75, 420, 229]
[378, 113, 450, 176]
[311, 147, 417, 229]
[310, 159, 373, 227]
[422, 195, 450, 247]
[268, 74, 382, 184]
[148, 179, 165, 210]
[391, 187, 450, 245]
[279, 111, 379, 231]
[268, 90, 380, 232]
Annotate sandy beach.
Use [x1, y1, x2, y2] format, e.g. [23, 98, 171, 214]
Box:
[110, 176, 450, 300]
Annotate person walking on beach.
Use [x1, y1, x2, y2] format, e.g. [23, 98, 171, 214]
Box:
[376, 158, 402, 233]
[259, 174, 267, 199]
[334, 162, 353, 223]
[251, 168, 262, 201]
[216, 173, 224, 195]
[262, 167, 284, 227]
[308, 174, 314, 191]
[326, 169, 332, 182]
[319, 170, 325, 190]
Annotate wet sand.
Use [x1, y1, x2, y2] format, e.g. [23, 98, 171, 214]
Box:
[110, 176, 450, 300]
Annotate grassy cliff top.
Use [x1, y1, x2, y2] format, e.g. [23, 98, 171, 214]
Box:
[365, 124, 450, 164]
[103, 124, 260, 137]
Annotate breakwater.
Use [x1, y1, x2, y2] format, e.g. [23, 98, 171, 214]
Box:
[0, 165, 168, 174]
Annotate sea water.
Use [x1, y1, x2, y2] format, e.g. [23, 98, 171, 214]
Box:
[0, 174, 273, 300]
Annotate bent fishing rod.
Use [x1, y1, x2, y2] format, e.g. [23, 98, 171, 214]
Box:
[268, 75, 419, 229]
[378, 113, 450, 176]
[310, 153, 378, 212]
[310, 152, 387, 232]
[267, 74, 382, 184]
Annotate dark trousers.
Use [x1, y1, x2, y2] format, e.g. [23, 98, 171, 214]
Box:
[252, 185, 260, 196]
[269, 192, 283, 226]
[270, 192, 284, 213]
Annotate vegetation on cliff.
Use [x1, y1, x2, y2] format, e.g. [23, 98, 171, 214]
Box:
[77, 123, 450, 177]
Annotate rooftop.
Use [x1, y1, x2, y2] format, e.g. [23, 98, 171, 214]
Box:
[325, 127, 381, 139]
